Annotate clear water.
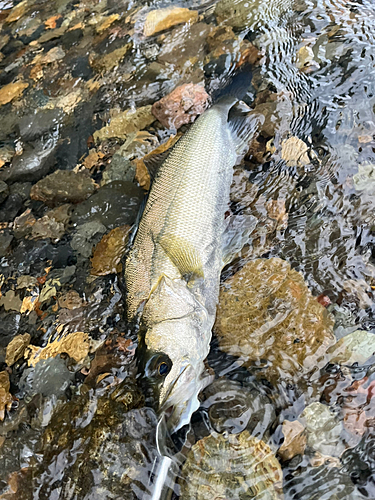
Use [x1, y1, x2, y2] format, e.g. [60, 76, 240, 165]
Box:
[0, 0, 375, 498]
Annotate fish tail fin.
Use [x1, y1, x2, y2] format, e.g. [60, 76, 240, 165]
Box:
[211, 63, 254, 104]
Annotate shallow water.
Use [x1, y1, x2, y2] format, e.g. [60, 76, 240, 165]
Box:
[0, 0, 375, 498]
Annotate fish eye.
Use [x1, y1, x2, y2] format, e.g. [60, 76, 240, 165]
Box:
[157, 361, 170, 376]
[145, 354, 172, 379]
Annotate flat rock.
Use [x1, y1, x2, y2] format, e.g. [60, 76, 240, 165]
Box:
[30, 170, 95, 206]
[91, 225, 131, 276]
[152, 83, 209, 129]
[0, 80, 28, 107]
[326, 330, 375, 366]
[93, 105, 155, 143]
[143, 7, 198, 37]
[215, 258, 335, 384]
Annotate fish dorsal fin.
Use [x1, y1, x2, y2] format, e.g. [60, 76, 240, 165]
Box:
[143, 134, 182, 182]
[143, 150, 171, 182]
[159, 234, 204, 280]
[228, 104, 264, 157]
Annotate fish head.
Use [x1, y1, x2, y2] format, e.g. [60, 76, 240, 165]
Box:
[138, 276, 213, 436]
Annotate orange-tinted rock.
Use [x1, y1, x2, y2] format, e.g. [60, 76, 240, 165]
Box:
[215, 258, 335, 383]
[143, 7, 198, 37]
[152, 83, 209, 130]
[0, 81, 28, 107]
[91, 225, 131, 275]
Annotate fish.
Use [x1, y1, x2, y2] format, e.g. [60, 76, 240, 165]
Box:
[125, 81, 261, 438]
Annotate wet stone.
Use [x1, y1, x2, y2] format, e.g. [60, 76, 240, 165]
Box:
[70, 221, 107, 258]
[215, 258, 335, 384]
[0, 137, 58, 182]
[71, 181, 143, 230]
[5, 332, 31, 366]
[152, 83, 209, 130]
[202, 378, 275, 437]
[91, 225, 131, 276]
[93, 105, 155, 143]
[300, 402, 344, 457]
[180, 431, 283, 500]
[143, 7, 198, 37]
[0, 232, 13, 257]
[30, 170, 96, 207]
[0, 181, 9, 204]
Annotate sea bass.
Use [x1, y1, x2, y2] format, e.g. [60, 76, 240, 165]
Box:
[125, 94, 260, 435]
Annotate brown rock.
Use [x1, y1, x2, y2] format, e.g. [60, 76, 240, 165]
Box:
[91, 225, 131, 275]
[281, 137, 310, 167]
[278, 420, 306, 461]
[5, 0, 28, 23]
[93, 105, 155, 143]
[0, 81, 28, 107]
[0, 371, 12, 421]
[143, 7, 198, 37]
[58, 290, 84, 310]
[5, 333, 31, 366]
[30, 170, 95, 206]
[215, 258, 335, 383]
[13, 209, 36, 238]
[31, 216, 65, 241]
[27, 331, 90, 367]
[152, 83, 209, 130]
[90, 42, 132, 73]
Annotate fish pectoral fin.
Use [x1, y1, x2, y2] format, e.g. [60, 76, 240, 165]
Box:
[159, 234, 204, 280]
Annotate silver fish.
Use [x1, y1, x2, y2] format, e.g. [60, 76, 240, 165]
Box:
[125, 95, 260, 435]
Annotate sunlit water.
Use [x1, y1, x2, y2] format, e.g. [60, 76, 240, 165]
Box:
[0, 0, 375, 498]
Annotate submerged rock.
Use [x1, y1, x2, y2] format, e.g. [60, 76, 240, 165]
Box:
[143, 7, 198, 37]
[326, 330, 375, 366]
[278, 420, 306, 462]
[5, 333, 31, 366]
[0, 371, 13, 421]
[71, 181, 143, 229]
[70, 220, 107, 258]
[341, 428, 375, 497]
[215, 0, 293, 30]
[215, 258, 335, 383]
[0, 80, 28, 107]
[26, 331, 90, 367]
[30, 170, 95, 206]
[300, 402, 344, 457]
[202, 378, 275, 437]
[152, 83, 209, 130]
[0, 181, 9, 204]
[93, 106, 155, 143]
[0, 137, 58, 182]
[91, 225, 131, 276]
[180, 431, 283, 499]
[281, 137, 310, 167]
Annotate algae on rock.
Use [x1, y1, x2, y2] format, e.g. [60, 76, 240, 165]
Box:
[180, 431, 283, 500]
[215, 258, 335, 384]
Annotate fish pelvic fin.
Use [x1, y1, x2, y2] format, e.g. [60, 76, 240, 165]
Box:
[159, 234, 204, 280]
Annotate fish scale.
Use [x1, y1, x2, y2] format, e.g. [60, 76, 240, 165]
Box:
[126, 102, 237, 320]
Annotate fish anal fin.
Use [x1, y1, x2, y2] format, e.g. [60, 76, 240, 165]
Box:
[159, 234, 204, 280]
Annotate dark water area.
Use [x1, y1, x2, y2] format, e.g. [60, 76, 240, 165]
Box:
[0, 0, 374, 498]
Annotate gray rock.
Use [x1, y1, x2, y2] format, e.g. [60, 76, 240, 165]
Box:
[71, 181, 143, 229]
[0, 180, 9, 204]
